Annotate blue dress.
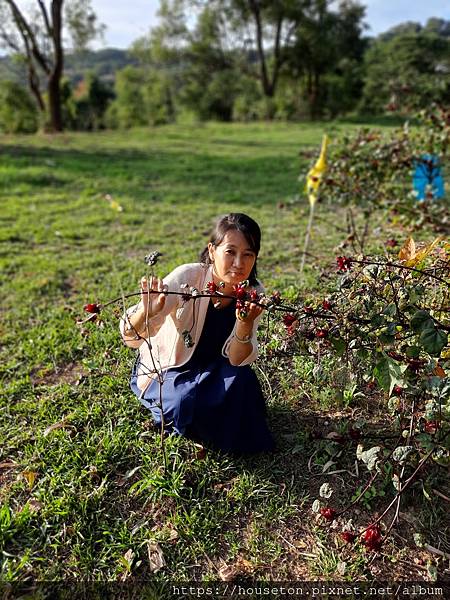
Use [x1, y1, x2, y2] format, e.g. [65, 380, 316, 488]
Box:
[130, 299, 275, 454]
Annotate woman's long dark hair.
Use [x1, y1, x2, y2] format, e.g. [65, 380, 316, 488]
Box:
[199, 213, 261, 285]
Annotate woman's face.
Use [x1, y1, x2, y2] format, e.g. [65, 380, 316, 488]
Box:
[208, 229, 257, 288]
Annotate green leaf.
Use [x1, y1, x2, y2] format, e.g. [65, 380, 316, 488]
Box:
[382, 303, 397, 317]
[373, 355, 408, 395]
[415, 433, 436, 452]
[371, 314, 384, 327]
[330, 336, 346, 356]
[410, 310, 433, 333]
[405, 346, 420, 358]
[419, 327, 448, 356]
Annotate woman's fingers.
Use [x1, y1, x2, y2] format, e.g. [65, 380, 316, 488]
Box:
[236, 301, 262, 323]
[141, 276, 166, 315]
[140, 276, 147, 289]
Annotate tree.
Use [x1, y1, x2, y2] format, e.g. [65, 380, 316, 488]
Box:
[360, 24, 450, 114]
[212, 0, 310, 102]
[0, 0, 104, 132]
[111, 66, 148, 128]
[71, 72, 114, 130]
[180, 5, 239, 120]
[141, 0, 310, 110]
[286, 0, 367, 118]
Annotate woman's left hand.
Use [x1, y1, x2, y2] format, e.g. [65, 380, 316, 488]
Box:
[236, 300, 263, 325]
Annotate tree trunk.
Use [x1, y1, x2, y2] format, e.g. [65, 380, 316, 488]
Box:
[47, 0, 64, 132]
[47, 72, 62, 132]
[26, 56, 45, 113]
[248, 0, 284, 103]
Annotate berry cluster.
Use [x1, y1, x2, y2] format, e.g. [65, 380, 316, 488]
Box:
[336, 256, 352, 272]
[319, 508, 383, 551]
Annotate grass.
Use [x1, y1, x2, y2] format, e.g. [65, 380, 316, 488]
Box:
[1, 121, 448, 590]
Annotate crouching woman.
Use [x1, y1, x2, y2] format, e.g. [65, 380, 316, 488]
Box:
[120, 213, 274, 454]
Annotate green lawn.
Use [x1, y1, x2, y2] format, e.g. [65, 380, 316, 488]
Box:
[0, 122, 446, 589]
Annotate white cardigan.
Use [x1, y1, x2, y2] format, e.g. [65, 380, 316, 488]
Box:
[120, 262, 264, 392]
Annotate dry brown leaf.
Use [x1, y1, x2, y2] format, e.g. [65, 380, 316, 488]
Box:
[43, 420, 70, 437]
[398, 237, 416, 262]
[433, 365, 446, 378]
[119, 549, 135, 581]
[27, 499, 43, 513]
[406, 237, 442, 267]
[165, 523, 179, 542]
[218, 563, 238, 582]
[193, 443, 207, 460]
[22, 470, 37, 489]
[117, 465, 142, 487]
[147, 541, 166, 573]
[0, 461, 19, 470]
[235, 556, 255, 574]
[213, 477, 239, 493]
[217, 556, 254, 581]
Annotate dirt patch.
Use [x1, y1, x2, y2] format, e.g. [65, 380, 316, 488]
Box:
[31, 362, 86, 387]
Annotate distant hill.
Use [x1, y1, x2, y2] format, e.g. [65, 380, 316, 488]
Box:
[0, 47, 136, 88]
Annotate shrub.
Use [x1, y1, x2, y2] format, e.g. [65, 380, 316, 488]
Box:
[0, 81, 38, 134]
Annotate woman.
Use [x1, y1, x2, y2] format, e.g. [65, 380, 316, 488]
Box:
[120, 213, 274, 454]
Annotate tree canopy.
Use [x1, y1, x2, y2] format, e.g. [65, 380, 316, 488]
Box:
[0, 0, 104, 131]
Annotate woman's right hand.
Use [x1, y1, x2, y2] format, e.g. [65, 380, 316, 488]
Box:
[140, 275, 166, 318]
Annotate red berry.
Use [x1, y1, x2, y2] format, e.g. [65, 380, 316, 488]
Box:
[206, 281, 217, 294]
[304, 306, 314, 314]
[283, 313, 297, 327]
[336, 256, 352, 272]
[249, 289, 259, 302]
[233, 284, 247, 301]
[341, 532, 356, 544]
[424, 420, 437, 434]
[392, 385, 403, 396]
[320, 507, 336, 521]
[84, 303, 101, 314]
[363, 524, 383, 551]
[322, 300, 332, 311]
[316, 328, 328, 339]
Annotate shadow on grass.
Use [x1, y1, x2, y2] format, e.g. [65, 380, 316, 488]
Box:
[0, 143, 300, 207]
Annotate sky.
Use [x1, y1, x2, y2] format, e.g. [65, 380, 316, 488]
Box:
[91, 0, 449, 50]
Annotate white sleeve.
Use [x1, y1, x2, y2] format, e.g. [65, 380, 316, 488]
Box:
[119, 264, 192, 347]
